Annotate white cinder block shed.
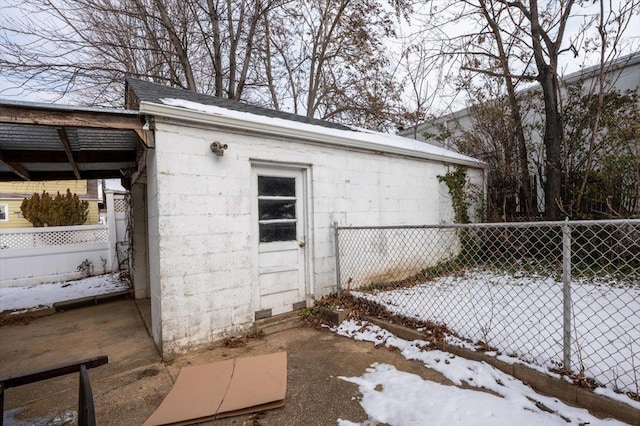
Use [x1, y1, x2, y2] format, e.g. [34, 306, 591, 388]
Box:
[125, 79, 484, 357]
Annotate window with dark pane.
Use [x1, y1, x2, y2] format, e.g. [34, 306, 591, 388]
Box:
[258, 175, 297, 242]
[260, 222, 297, 242]
[259, 199, 296, 220]
[258, 176, 295, 196]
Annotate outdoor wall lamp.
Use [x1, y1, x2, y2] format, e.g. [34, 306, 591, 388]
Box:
[210, 141, 228, 156]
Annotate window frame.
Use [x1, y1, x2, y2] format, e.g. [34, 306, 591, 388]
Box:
[257, 175, 298, 243]
[0, 204, 8, 222]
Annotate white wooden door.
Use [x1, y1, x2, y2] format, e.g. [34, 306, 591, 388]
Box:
[252, 167, 307, 319]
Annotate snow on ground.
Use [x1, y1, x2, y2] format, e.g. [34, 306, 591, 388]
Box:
[3, 407, 76, 426]
[0, 273, 129, 314]
[351, 268, 640, 395]
[334, 319, 628, 426]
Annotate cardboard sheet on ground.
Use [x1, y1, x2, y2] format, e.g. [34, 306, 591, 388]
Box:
[143, 352, 287, 425]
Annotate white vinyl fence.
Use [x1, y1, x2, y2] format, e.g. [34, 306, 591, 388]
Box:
[0, 224, 115, 288]
[107, 190, 131, 272]
[0, 190, 130, 288]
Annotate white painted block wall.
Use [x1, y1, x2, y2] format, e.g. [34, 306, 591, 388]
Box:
[131, 182, 150, 299]
[146, 147, 164, 351]
[148, 120, 484, 357]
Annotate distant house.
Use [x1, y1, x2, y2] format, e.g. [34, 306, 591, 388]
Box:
[0, 179, 101, 229]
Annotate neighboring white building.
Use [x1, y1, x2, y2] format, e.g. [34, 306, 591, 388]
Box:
[399, 52, 640, 217]
[401, 51, 640, 146]
[124, 78, 485, 357]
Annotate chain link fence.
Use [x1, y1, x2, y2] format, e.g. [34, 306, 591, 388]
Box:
[335, 219, 640, 398]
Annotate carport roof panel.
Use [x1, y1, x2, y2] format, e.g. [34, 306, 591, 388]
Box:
[18, 163, 75, 172]
[0, 99, 144, 181]
[0, 124, 139, 151]
[0, 124, 64, 150]
[0, 98, 140, 114]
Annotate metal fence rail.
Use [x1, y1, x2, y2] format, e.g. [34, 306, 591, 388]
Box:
[335, 219, 640, 397]
[0, 356, 108, 426]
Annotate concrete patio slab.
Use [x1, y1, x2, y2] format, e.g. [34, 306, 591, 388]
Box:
[1, 299, 452, 425]
[1, 299, 169, 425]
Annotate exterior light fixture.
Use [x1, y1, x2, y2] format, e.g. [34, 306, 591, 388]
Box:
[210, 141, 228, 156]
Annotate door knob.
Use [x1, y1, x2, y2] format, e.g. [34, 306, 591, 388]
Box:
[298, 241, 305, 248]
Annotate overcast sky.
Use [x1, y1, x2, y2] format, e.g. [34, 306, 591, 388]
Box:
[0, 1, 638, 112]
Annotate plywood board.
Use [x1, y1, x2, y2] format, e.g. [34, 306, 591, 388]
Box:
[144, 352, 287, 426]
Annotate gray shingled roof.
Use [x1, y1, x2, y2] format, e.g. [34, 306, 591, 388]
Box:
[125, 78, 353, 131]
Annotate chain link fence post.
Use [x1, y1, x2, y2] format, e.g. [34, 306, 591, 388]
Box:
[562, 218, 572, 371]
[334, 221, 342, 296]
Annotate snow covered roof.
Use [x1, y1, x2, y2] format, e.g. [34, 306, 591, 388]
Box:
[126, 78, 484, 168]
[126, 78, 351, 131]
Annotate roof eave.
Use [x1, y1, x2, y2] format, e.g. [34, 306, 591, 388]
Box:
[139, 101, 485, 169]
[0, 98, 141, 116]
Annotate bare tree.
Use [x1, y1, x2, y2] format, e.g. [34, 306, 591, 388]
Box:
[571, 0, 639, 214]
[1, 0, 409, 131]
[429, 76, 540, 221]
[415, 0, 639, 219]
[396, 42, 450, 137]
[451, 0, 578, 220]
[1, 0, 202, 103]
[472, 0, 535, 217]
[263, 0, 408, 131]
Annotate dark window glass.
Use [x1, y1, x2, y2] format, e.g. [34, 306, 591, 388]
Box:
[259, 199, 296, 220]
[258, 176, 295, 196]
[260, 222, 297, 242]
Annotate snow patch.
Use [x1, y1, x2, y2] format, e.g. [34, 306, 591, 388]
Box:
[0, 273, 129, 313]
[335, 320, 628, 425]
[351, 268, 640, 394]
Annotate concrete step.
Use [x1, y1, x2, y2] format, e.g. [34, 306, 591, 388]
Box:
[53, 290, 131, 312]
[254, 311, 304, 336]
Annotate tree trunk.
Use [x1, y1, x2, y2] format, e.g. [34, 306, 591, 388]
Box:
[527, 0, 574, 220]
[236, 0, 263, 100]
[540, 71, 563, 220]
[263, 11, 280, 110]
[227, 0, 244, 99]
[477, 0, 535, 217]
[206, 0, 224, 97]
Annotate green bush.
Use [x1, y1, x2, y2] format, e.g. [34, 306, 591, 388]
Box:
[20, 189, 89, 227]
